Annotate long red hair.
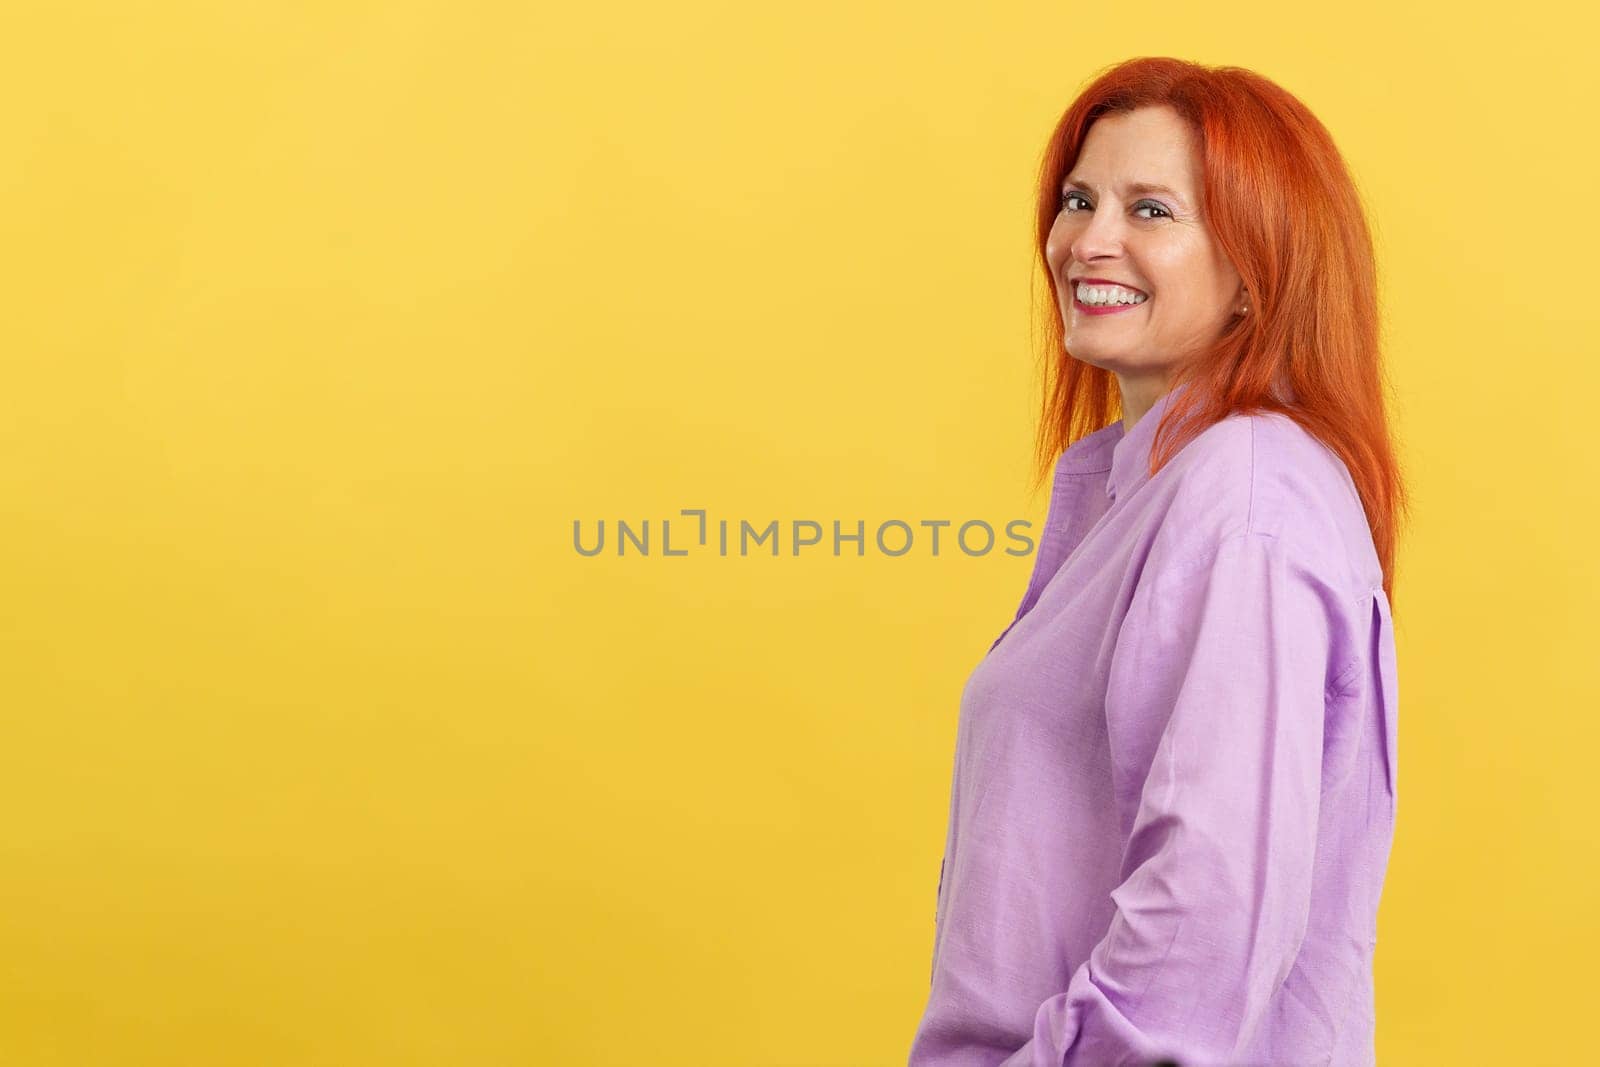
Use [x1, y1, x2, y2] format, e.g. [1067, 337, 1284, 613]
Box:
[1030, 58, 1411, 610]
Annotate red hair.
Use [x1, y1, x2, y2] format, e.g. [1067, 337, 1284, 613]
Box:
[1030, 58, 1411, 610]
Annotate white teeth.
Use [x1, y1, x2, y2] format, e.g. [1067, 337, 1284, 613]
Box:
[1075, 282, 1147, 306]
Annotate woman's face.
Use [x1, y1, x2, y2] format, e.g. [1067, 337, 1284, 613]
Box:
[1045, 105, 1244, 392]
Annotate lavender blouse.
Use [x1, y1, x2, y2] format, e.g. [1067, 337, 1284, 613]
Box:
[908, 382, 1399, 1066]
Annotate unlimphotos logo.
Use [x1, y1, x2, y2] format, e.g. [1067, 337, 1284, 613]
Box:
[573, 509, 1037, 558]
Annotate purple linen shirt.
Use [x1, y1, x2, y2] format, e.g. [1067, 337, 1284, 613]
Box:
[909, 381, 1399, 1067]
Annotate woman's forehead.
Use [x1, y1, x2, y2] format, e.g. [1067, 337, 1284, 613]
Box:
[1072, 109, 1201, 198]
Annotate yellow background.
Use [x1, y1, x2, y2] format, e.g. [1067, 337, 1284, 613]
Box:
[3, 1, 1596, 1063]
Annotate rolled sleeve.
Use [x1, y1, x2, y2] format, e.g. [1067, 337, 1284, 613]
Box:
[1001, 531, 1350, 1067]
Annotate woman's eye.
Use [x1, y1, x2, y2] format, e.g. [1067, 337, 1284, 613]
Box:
[1059, 192, 1169, 220]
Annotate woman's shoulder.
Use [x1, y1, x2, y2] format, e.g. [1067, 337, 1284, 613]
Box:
[1159, 410, 1383, 596]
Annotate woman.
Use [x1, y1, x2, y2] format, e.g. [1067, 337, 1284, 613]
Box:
[908, 59, 1409, 1066]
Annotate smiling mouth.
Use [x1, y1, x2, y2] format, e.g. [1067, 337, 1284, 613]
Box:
[1073, 291, 1148, 315]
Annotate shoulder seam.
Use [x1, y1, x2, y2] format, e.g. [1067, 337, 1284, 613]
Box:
[1142, 532, 1378, 698]
[1155, 529, 1373, 602]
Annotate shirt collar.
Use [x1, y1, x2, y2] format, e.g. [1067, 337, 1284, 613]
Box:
[1106, 380, 1193, 503]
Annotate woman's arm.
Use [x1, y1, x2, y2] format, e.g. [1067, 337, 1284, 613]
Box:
[1002, 531, 1359, 1066]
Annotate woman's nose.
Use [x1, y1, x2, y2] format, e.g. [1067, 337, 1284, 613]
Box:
[1069, 209, 1127, 263]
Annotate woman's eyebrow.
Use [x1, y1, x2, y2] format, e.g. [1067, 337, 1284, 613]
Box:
[1062, 176, 1185, 201]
